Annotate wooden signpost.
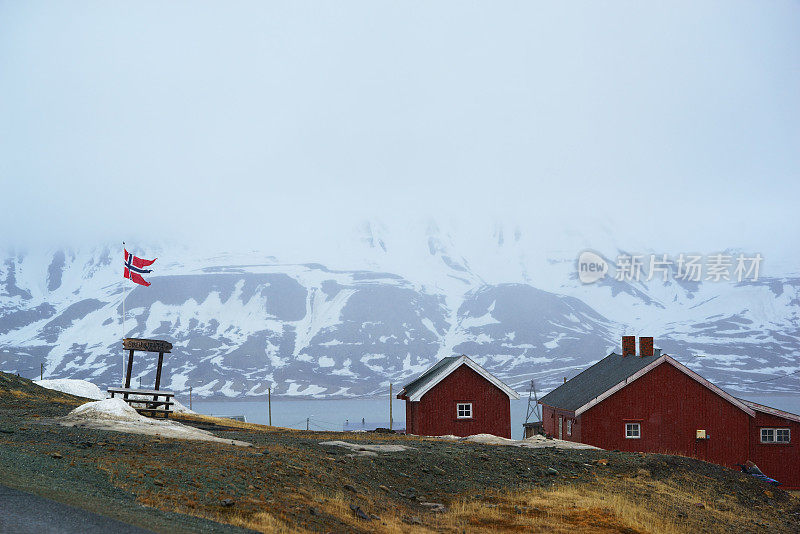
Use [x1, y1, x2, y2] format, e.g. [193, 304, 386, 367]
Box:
[108, 338, 175, 417]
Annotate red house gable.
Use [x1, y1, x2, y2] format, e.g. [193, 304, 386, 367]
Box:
[539, 338, 800, 489]
[397, 355, 519, 438]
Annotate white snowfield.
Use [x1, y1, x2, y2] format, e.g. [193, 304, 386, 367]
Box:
[437, 433, 599, 450]
[61, 399, 249, 447]
[34, 379, 106, 400]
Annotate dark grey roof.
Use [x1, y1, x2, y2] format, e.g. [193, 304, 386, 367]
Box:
[398, 356, 459, 399]
[538, 352, 661, 412]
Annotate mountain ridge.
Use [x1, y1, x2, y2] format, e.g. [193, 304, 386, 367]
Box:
[1, 227, 798, 398]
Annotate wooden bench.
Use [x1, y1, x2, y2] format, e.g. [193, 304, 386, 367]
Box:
[108, 387, 175, 418]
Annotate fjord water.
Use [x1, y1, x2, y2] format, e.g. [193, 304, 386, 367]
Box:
[193, 394, 800, 439]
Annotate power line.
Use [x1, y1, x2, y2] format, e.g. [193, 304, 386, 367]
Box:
[745, 369, 800, 384]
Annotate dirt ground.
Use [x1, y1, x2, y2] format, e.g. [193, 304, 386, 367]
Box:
[1, 371, 799, 533]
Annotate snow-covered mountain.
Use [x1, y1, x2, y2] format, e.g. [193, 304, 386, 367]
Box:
[1, 221, 798, 398]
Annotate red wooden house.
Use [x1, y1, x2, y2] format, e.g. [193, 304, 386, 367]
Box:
[539, 336, 800, 489]
[397, 355, 520, 438]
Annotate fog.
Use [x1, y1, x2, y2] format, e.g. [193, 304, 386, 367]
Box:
[1, 1, 798, 262]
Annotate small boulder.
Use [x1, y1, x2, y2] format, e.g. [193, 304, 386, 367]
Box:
[349, 504, 370, 520]
[420, 502, 446, 513]
[221, 498, 235, 507]
[546, 467, 559, 476]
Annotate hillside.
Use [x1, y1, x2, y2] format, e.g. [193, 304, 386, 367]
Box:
[1, 371, 799, 533]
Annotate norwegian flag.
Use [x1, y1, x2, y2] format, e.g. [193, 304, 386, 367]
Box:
[124, 248, 157, 287]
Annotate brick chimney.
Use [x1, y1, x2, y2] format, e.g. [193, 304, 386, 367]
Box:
[639, 336, 654, 357]
[622, 336, 636, 357]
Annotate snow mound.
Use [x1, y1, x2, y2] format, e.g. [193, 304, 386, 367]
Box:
[171, 399, 195, 414]
[61, 399, 250, 446]
[67, 398, 146, 422]
[123, 394, 195, 414]
[35, 379, 106, 400]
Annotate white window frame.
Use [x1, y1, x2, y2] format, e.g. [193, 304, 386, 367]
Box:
[761, 428, 790, 444]
[456, 403, 473, 419]
[566, 419, 572, 436]
[625, 423, 641, 439]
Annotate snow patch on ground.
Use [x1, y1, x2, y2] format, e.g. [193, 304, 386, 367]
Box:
[320, 440, 414, 456]
[35, 379, 106, 400]
[437, 433, 599, 450]
[60, 399, 249, 446]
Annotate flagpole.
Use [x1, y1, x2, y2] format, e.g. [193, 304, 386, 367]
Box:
[122, 241, 127, 387]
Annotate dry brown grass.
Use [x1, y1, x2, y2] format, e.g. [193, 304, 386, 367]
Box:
[213, 477, 791, 534]
[5, 387, 83, 407]
[189, 482, 676, 534]
[171, 412, 296, 432]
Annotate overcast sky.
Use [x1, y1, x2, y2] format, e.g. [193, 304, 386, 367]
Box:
[1, 1, 798, 259]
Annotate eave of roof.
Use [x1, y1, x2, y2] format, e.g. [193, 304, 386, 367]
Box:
[396, 355, 520, 402]
[739, 399, 800, 423]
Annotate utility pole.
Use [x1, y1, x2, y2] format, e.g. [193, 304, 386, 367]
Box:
[306, 417, 309, 431]
[189, 386, 193, 411]
[389, 383, 393, 430]
[40, 362, 43, 381]
[268, 387, 272, 426]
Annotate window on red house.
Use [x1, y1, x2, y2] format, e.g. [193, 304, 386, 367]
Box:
[761, 428, 790, 443]
[456, 403, 472, 419]
[625, 423, 640, 439]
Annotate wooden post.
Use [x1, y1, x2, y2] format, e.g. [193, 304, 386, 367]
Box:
[153, 351, 164, 401]
[306, 417, 309, 431]
[268, 387, 272, 426]
[189, 386, 193, 411]
[40, 362, 43, 381]
[389, 383, 393, 430]
[124, 349, 134, 399]
[154, 352, 164, 390]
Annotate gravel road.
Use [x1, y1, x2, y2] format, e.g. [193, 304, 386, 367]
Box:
[0, 483, 153, 534]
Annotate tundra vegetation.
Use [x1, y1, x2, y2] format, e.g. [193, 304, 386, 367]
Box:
[1, 371, 798, 533]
